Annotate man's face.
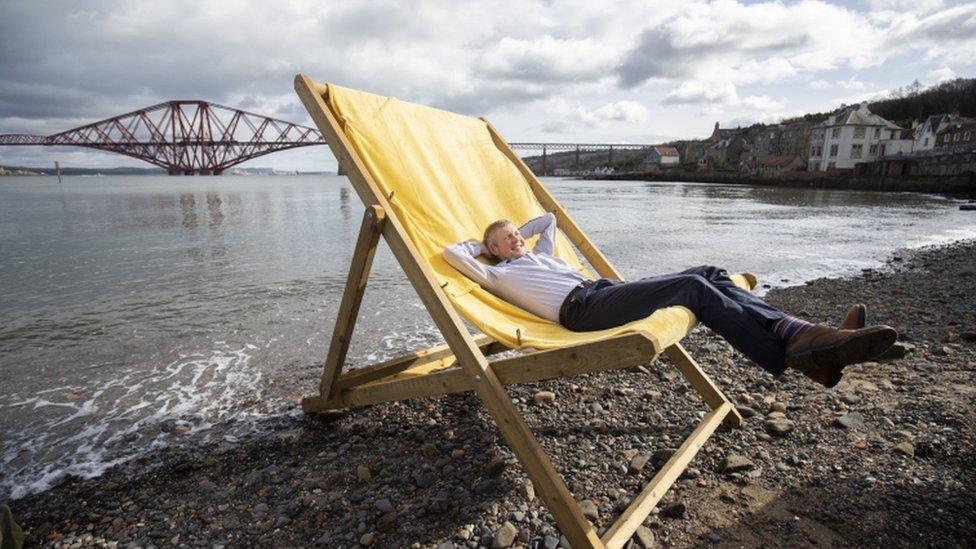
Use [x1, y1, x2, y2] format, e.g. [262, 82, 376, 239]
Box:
[488, 223, 526, 261]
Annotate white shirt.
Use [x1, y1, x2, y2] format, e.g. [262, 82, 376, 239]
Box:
[442, 213, 588, 322]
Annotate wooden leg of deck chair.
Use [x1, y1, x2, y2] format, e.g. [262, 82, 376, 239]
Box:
[601, 402, 731, 548]
[664, 343, 743, 428]
[317, 205, 386, 399]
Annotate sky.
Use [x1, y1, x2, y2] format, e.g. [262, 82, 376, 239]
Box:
[1, 0, 974, 172]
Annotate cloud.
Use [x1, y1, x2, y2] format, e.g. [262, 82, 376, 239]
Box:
[927, 66, 956, 83]
[837, 76, 868, 90]
[663, 81, 739, 105]
[543, 98, 650, 128]
[808, 79, 832, 89]
[617, 1, 886, 88]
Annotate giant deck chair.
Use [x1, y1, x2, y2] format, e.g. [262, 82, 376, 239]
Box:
[295, 75, 752, 548]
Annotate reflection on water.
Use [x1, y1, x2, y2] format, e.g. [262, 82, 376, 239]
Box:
[0, 175, 973, 500]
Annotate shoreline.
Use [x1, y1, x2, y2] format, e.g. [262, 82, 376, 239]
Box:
[587, 172, 976, 198]
[7, 240, 976, 548]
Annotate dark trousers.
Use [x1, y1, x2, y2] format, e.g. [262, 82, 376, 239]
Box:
[560, 265, 789, 375]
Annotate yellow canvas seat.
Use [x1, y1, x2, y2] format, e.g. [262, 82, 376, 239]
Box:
[295, 76, 748, 548]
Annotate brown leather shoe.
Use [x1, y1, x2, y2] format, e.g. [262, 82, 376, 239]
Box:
[840, 304, 867, 330]
[785, 324, 897, 388]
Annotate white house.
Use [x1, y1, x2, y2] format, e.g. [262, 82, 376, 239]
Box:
[808, 103, 903, 171]
[641, 145, 680, 166]
[913, 114, 958, 152]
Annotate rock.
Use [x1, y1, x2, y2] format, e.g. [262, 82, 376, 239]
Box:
[414, 471, 437, 488]
[893, 442, 915, 457]
[723, 454, 756, 473]
[437, 542, 455, 549]
[766, 411, 786, 420]
[315, 532, 333, 546]
[1, 505, 25, 549]
[960, 331, 976, 342]
[533, 391, 556, 406]
[377, 513, 396, 532]
[518, 479, 536, 501]
[251, 503, 269, 519]
[705, 531, 722, 543]
[681, 467, 701, 480]
[589, 402, 604, 414]
[651, 449, 675, 466]
[421, 443, 438, 458]
[932, 346, 951, 356]
[879, 343, 909, 361]
[359, 532, 375, 546]
[629, 454, 650, 474]
[633, 525, 656, 548]
[374, 498, 394, 514]
[623, 448, 639, 460]
[770, 401, 787, 413]
[543, 534, 560, 549]
[487, 456, 508, 476]
[492, 522, 517, 548]
[764, 418, 795, 437]
[577, 500, 599, 521]
[357, 465, 372, 483]
[834, 412, 865, 430]
[660, 502, 686, 519]
[839, 392, 860, 404]
[736, 405, 758, 418]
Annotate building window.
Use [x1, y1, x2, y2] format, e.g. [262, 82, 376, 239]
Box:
[869, 144, 878, 155]
[966, 131, 972, 141]
[854, 127, 866, 138]
[880, 144, 886, 156]
[831, 127, 840, 138]
[828, 161, 836, 169]
[874, 128, 881, 138]
[829, 144, 838, 157]
[955, 132, 961, 142]
[851, 144, 863, 158]
[924, 137, 929, 146]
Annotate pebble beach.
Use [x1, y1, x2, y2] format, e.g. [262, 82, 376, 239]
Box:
[7, 239, 976, 549]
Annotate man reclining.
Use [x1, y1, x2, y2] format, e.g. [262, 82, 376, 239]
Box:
[443, 212, 896, 388]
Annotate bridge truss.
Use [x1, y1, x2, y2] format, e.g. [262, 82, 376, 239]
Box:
[0, 101, 327, 175]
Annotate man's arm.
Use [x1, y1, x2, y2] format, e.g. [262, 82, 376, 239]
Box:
[443, 239, 496, 289]
[519, 212, 556, 255]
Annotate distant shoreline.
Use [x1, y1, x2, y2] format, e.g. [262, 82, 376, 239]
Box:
[587, 171, 976, 197]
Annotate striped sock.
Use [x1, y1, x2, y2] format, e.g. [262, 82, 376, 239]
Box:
[771, 316, 813, 342]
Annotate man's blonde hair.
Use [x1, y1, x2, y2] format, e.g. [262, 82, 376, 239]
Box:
[482, 219, 513, 260]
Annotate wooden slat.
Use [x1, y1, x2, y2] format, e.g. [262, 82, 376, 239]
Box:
[295, 75, 604, 548]
[318, 205, 386, 397]
[333, 334, 499, 391]
[483, 119, 623, 282]
[308, 332, 658, 410]
[664, 343, 743, 428]
[601, 402, 734, 548]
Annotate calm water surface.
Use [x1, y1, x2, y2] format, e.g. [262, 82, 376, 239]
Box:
[1, 175, 974, 499]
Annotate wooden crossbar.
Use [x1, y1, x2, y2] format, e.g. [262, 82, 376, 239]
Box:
[302, 332, 658, 411]
[294, 75, 744, 548]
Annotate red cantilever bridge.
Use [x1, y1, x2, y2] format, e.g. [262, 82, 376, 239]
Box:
[0, 100, 327, 175]
[0, 100, 658, 175]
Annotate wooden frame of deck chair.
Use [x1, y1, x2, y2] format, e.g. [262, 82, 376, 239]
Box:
[294, 74, 748, 549]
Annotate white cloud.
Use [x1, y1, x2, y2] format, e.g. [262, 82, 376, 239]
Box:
[740, 95, 787, 111]
[837, 76, 868, 90]
[927, 66, 956, 83]
[663, 81, 739, 105]
[543, 98, 650, 128]
[809, 79, 832, 89]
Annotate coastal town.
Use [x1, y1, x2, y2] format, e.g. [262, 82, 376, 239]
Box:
[536, 78, 976, 188]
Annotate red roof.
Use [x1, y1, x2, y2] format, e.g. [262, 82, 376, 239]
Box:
[654, 145, 680, 157]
